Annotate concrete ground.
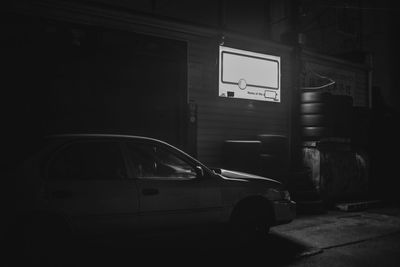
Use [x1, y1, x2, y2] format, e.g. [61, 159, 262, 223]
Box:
[290, 232, 400, 267]
[272, 205, 400, 267]
[67, 205, 400, 266]
[272, 205, 400, 251]
[5, 205, 400, 266]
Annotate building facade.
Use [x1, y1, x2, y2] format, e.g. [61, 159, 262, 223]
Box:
[4, 0, 383, 204]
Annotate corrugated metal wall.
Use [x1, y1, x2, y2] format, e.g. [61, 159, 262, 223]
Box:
[301, 51, 369, 107]
[188, 37, 294, 166]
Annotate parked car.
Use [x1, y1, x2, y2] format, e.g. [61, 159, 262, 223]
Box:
[4, 133, 295, 260]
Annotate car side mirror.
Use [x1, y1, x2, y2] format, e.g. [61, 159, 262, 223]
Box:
[195, 166, 204, 178]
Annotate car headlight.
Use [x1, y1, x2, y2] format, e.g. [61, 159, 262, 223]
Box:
[266, 189, 291, 201]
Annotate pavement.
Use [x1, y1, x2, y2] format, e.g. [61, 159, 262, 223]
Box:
[5, 204, 400, 266]
[70, 204, 400, 266]
[271, 204, 400, 259]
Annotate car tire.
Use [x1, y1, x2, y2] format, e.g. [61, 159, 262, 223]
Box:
[230, 199, 272, 245]
[300, 91, 332, 141]
[301, 91, 330, 103]
[300, 103, 326, 114]
[300, 114, 326, 126]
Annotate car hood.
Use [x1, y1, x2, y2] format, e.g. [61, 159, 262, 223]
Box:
[212, 168, 282, 186]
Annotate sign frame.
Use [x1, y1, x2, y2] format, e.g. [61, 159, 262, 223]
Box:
[219, 46, 281, 103]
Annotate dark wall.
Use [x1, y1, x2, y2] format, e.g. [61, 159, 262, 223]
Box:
[370, 86, 400, 205]
[1, 13, 187, 170]
[62, 0, 270, 37]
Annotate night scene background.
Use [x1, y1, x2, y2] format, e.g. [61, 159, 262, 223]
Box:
[1, 0, 400, 266]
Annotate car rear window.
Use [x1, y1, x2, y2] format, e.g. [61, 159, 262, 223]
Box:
[47, 141, 126, 180]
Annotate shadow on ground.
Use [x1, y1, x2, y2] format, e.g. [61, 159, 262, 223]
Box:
[65, 229, 319, 266]
[5, 228, 320, 266]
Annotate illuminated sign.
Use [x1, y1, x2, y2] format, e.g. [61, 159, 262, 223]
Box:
[219, 46, 281, 102]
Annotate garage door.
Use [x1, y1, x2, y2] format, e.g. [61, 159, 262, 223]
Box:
[1, 15, 187, 168]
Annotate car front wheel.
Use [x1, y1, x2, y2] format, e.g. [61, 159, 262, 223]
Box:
[230, 202, 271, 245]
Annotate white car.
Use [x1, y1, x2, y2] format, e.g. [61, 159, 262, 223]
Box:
[5, 134, 295, 254]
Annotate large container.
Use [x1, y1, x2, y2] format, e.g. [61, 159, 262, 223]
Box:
[257, 134, 289, 181]
[302, 139, 369, 205]
[222, 137, 289, 182]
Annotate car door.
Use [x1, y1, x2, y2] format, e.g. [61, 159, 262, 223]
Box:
[122, 141, 223, 230]
[44, 139, 139, 233]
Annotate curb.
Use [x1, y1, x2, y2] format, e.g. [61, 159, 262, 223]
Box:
[296, 247, 324, 258]
[335, 200, 383, 212]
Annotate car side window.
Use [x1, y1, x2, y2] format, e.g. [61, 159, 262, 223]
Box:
[125, 143, 197, 180]
[47, 141, 126, 180]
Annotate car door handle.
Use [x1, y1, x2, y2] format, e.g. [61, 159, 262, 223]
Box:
[141, 188, 159, 196]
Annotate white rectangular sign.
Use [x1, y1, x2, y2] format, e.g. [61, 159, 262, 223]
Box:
[219, 46, 281, 102]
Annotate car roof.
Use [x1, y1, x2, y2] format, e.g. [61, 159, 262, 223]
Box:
[44, 133, 211, 172]
[45, 134, 167, 144]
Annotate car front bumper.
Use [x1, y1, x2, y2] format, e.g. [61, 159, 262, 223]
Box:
[272, 200, 296, 225]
